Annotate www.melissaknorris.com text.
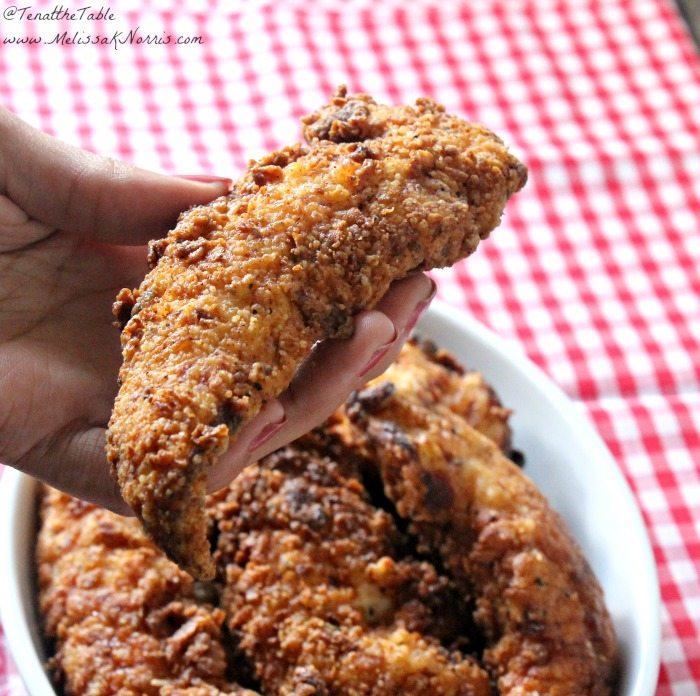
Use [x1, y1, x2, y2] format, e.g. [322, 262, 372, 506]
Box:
[3, 28, 203, 48]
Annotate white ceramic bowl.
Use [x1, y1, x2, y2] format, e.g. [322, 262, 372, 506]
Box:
[0, 302, 660, 695]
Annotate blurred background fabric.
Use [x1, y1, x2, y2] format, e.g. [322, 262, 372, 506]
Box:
[0, 0, 698, 693]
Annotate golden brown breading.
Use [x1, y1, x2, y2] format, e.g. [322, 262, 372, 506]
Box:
[343, 348, 618, 695]
[106, 86, 527, 579]
[36, 488, 259, 696]
[213, 442, 492, 696]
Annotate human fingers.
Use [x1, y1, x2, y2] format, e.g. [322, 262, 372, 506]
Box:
[11, 421, 131, 515]
[0, 107, 230, 247]
[208, 273, 436, 491]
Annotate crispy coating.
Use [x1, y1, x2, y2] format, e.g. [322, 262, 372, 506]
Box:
[106, 87, 527, 579]
[343, 346, 618, 695]
[36, 488, 259, 696]
[213, 442, 491, 696]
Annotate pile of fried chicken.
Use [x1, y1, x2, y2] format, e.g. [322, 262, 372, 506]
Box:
[39, 340, 618, 695]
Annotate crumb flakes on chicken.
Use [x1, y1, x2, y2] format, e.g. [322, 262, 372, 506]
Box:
[107, 87, 527, 579]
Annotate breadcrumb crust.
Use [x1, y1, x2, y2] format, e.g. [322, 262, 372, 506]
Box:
[106, 87, 527, 578]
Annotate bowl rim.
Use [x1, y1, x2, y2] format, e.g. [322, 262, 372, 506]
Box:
[0, 467, 55, 696]
[0, 302, 661, 695]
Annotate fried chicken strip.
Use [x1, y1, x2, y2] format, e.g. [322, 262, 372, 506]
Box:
[107, 87, 527, 578]
[344, 347, 618, 695]
[213, 440, 492, 696]
[330, 338, 514, 459]
[36, 488, 259, 696]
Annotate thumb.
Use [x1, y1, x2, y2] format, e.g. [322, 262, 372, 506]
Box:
[9, 422, 132, 516]
[0, 107, 231, 245]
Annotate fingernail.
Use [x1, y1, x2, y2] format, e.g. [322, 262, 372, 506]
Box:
[247, 413, 286, 452]
[177, 174, 233, 190]
[404, 278, 437, 334]
[359, 324, 399, 378]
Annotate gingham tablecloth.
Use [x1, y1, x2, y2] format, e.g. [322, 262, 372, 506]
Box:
[1, 0, 698, 693]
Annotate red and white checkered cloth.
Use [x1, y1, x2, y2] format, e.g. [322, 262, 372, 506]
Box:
[1, 0, 698, 693]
